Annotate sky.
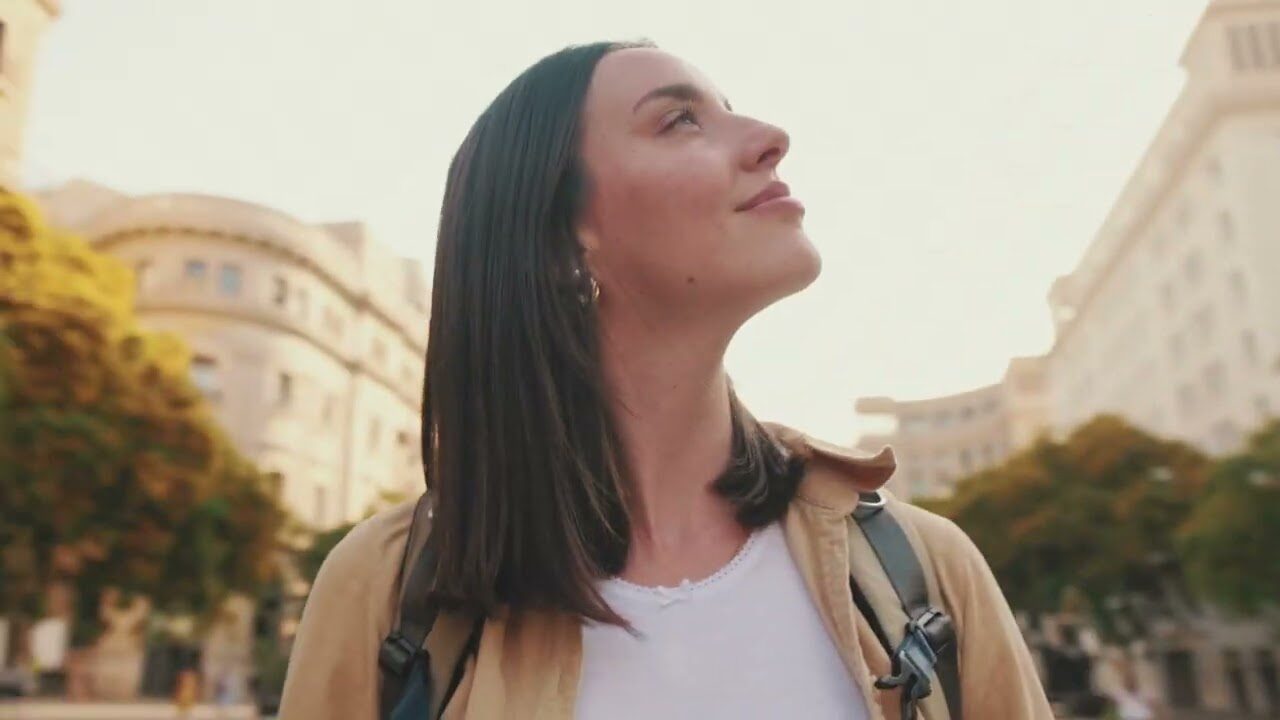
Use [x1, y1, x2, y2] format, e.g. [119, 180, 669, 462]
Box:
[25, 0, 1210, 444]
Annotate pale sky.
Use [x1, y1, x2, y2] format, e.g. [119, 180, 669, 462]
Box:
[26, 0, 1210, 444]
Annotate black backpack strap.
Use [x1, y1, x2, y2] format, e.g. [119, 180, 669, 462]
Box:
[851, 491, 962, 720]
[378, 494, 480, 720]
[379, 493, 438, 718]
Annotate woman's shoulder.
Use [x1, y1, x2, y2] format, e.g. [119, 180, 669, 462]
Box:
[765, 421, 984, 571]
[280, 498, 421, 717]
[764, 422, 897, 498]
[307, 498, 419, 608]
[883, 495, 982, 566]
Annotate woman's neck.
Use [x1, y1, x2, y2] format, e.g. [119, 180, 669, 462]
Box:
[599, 321, 749, 586]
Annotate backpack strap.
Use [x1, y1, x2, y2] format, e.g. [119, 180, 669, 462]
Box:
[378, 494, 482, 720]
[851, 491, 962, 720]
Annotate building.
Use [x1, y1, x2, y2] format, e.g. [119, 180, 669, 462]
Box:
[0, 0, 60, 186]
[39, 180, 431, 529]
[1046, 0, 1280, 456]
[854, 356, 1049, 499]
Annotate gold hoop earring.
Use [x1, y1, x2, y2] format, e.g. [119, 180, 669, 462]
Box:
[571, 266, 600, 305]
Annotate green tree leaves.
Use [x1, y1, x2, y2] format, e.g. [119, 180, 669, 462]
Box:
[0, 191, 288, 642]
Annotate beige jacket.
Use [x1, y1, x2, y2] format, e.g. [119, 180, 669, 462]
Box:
[279, 426, 1053, 719]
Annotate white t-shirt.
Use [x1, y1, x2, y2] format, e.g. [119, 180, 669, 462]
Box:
[576, 522, 871, 719]
[1111, 688, 1155, 720]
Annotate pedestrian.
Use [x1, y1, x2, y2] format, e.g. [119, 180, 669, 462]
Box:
[173, 665, 199, 719]
[280, 41, 1054, 720]
[1107, 663, 1162, 720]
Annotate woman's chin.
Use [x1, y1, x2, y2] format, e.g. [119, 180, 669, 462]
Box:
[779, 232, 823, 291]
[752, 236, 822, 305]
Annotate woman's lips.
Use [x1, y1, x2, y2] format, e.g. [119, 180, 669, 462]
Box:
[736, 181, 804, 215]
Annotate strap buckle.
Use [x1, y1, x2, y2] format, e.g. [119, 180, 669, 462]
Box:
[379, 631, 421, 677]
[874, 607, 956, 718]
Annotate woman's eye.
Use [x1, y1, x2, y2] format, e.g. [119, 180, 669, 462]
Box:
[662, 107, 700, 132]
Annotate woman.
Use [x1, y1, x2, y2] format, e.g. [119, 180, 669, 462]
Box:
[280, 41, 1052, 719]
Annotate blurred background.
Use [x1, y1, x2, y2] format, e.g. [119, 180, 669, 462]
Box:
[1, 0, 1278, 718]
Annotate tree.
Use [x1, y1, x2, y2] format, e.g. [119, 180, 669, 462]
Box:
[0, 191, 287, 644]
[297, 522, 358, 587]
[930, 415, 1209, 638]
[295, 488, 412, 586]
[1177, 419, 1280, 615]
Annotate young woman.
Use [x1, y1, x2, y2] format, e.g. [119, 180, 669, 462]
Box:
[280, 41, 1053, 719]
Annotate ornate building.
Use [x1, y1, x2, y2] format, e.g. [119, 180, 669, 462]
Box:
[0, 0, 60, 187]
[1046, 0, 1280, 456]
[854, 356, 1049, 499]
[39, 181, 430, 530]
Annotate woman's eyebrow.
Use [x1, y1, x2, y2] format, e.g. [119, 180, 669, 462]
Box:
[632, 82, 733, 113]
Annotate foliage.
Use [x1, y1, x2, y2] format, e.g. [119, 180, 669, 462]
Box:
[1177, 419, 1280, 615]
[298, 521, 358, 586]
[0, 191, 288, 643]
[928, 415, 1210, 637]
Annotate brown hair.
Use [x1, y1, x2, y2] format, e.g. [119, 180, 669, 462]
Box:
[422, 41, 803, 625]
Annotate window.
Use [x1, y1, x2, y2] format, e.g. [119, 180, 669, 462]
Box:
[1184, 250, 1203, 286]
[1217, 212, 1235, 247]
[1229, 270, 1248, 305]
[1194, 305, 1215, 342]
[1208, 417, 1239, 450]
[1247, 24, 1266, 68]
[314, 485, 326, 527]
[902, 414, 930, 433]
[218, 264, 242, 296]
[191, 355, 219, 400]
[396, 430, 414, 466]
[323, 306, 344, 337]
[1160, 281, 1176, 312]
[1177, 383, 1197, 415]
[1230, 24, 1271, 70]
[271, 471, 288, 500]
[134, 260, 153, 293]
[278, 372, 293, 406]
[1203, 362, 1226, 397]
[1175, 199, 1191, 230]
[1229, 26, 1249, 71]
[273, 275, 288, 307]
[1243, 331, 1259, 365]
[184, 259, 207, 281]
[1224, 649, 1251, 713]
[322, 395, 335, 426]
[1204, 157, 1222, 183]
[1271, 22, 1280, 67]
[1257, 648, 1280, 715]
[1168, 331, 1185, 365]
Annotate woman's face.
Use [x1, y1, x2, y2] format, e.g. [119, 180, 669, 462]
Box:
[577, 48, 820, 332]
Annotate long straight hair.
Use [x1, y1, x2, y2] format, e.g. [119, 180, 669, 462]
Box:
[422, 41, 803, 624]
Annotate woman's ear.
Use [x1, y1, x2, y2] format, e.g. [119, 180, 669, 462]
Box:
[575, 219, 605, 286]
[575, 220, 602, 254]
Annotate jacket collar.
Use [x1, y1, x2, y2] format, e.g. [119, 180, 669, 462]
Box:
[765, 422, 897, 515]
